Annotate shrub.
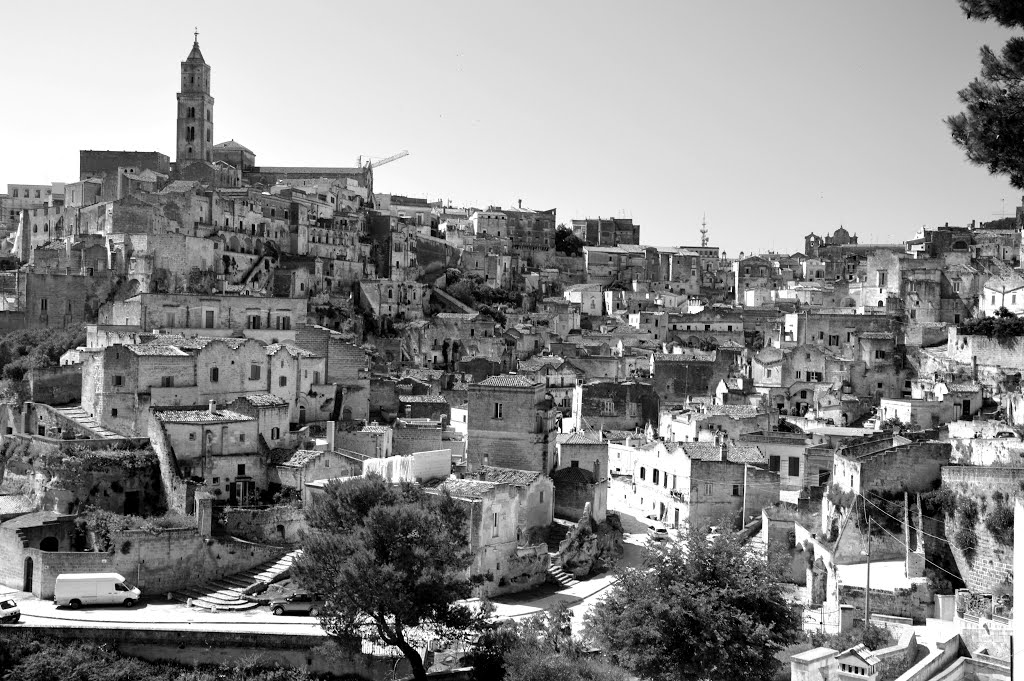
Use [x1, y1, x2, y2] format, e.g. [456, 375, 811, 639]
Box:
[984, 504, 1014, 546]
[956, 496, 980, 527]
[921, 487, 958, 517]
[953, 526, 978, 558]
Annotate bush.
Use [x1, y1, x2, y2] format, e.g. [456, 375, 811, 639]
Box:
[957, 496, 980, 527]
[953, 526, 978, 558]
[984, 503, 1014, 546]
[809, 623, 894, 653]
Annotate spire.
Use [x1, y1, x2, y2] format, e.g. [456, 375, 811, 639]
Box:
[186, 28, 205, 63]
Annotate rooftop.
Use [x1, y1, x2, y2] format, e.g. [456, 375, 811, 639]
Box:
[680, 442, 767, 464]
[155, 408, 255, 424]
[266, 343, 321, 359]
[398, 394, 449, 404]
[433, 478, 499, 500]
[478, 466, 542, 486]
[233, 393, 289, 408]
[475, 374, 538, 389]
[279, 450, 321, 468]
[560, 432, 604, 446]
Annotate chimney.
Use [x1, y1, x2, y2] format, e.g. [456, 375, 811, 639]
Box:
[208, 399, 216, 415]
[518, 198, 522, 209]
[719, 441, 727, 460]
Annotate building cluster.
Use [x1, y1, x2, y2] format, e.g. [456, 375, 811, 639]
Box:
[1, 37, 1024, 676]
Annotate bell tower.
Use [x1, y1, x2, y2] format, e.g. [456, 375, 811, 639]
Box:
[176, 29, 214, 168]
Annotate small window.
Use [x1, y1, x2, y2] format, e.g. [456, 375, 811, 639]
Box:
[652, 469, 660, 485]
[238, 464, 246, 476]
[250, 364, 261, 380]
[111, 408, 118, 417]
[769, 455, 781, 472]
[493, 402, 503, 419]
[189, 432, 197, 441]
[732, 484, 740, 497]
[271, 427, 280, 439]
[279, 376, 287, 387]
[788, 457, 800, 477]
[239, 433, 246, 443]
[210, 367, 219, 382]
[160, 376, 174, 388]
[704, 482, 713, 496]
[640, 467, 646, 481]
[112, 375, 124, 387]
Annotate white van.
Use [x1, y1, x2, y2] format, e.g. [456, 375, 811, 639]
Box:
[54, 573, 141, 609]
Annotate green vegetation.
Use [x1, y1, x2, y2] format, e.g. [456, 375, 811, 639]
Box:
[584, 520, 800, 681]
[293, 474, 483, 681]
[957, 308, 1024, 340]
[446, 271, 523, 310]
[947, 1, 1024, 189]
[0, 325, 85, 382]
[984, 499, 1014, 546]
[554, 226, 585, 257]
[74, 509, 194, 551]
[469, 603, 627, 681]
[0, 631, 326, 680]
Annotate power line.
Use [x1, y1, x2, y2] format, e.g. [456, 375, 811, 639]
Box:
[860, 508, 963, 583]
[865, 490, 948, 528]
[858, 494, 951, 547]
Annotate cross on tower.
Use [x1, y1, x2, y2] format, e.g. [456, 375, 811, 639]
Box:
[194, 26, 199, 43]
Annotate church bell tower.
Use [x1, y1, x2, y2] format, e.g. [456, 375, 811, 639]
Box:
[176, 30, 214, 167]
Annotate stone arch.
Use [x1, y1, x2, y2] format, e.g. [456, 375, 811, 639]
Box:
[124, 279, 141, 297]
[228, 235, 241, 252]
[39, 536, 58, 552]
[840, 297, 856, 307]
[952, 240, 969, 251]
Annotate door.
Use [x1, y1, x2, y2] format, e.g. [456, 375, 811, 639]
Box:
[23, 558, 32, 593]
[123, 491, 140, 516]
[205, 310, 215, 328]
[673, 508, 680, 529]
[962, 400, 971, 419]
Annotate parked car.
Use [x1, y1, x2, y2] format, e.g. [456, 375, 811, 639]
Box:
[0, 599, 20, 623]
[270, 592, 324, 616]
[647, 521, 670, 542]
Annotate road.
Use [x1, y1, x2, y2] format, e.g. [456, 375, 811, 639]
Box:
[0, 511, 654, 639]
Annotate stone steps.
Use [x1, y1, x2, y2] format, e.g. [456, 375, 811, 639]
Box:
[546, 520, 573, 554]
[173, 549, 300, 612]
[52, 406, 123, 439]
[547, 564, 579, 589]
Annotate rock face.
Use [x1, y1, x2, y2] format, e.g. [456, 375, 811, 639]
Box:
[555, 506, 624, 578]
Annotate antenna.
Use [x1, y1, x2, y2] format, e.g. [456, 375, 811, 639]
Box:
[700, 213, 709, 248]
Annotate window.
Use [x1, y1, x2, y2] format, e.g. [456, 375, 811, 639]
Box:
[732, 484, 741, 497]
[876, 271, 887, 287]
[112, 375, 123, 387]
[540, 491, 544, 503]
[874, 350, 887, 360]
[210, 367, 219, 382]
[652, 469, 660, 485]
[704, 482, 713, 496]
[247, 314, 262, 330]
[40, 298, 48, 312]
[788, 457, 800, 477]
[189, 432, 197, 441]
[954, 281, 961, 293]
[111, 408, 118, 417]
[493, 402, 503, 419]
[795, 370, 802, 379]
[271, 427, 280, 439]
[765, 368, 772, 379]
[160, 376, 174, 388]
[640, 467, 646, 481]
[237, 464, 246, 476]
[250, 364, 261, 380]
[828, 334, 839, 347]
[769, 455, 781, 472]
[491, 512, 499, 538]
[205, 310, 215, 328]
[276, 316, 291, 330]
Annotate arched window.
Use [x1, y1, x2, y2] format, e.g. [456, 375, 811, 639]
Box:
[206, 129, 211, 142]
[270, 427, 280, 439]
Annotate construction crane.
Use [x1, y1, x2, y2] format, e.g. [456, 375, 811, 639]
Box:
[356, 150, 409, 169]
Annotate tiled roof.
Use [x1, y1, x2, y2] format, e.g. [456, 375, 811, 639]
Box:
[680, 442, 766, 464]
[945, 381, 981, 393]
[398, 394, 449, 404]
[155, 408, 255, 423]
[0, 494, 36, 517]
[698, 404, 763, 419]
[266, 343, 320, 358]
[561, 432, 604, 446]
[234, 393, 289, 408]
[213, 139, 254, 153]
[435, 478, 499, 499]
[551, 466, 596, 484]
[435, 312, 480, 321]
[476, 374, 537, 388]
[279, 449, 321, 468]
[517, 356, 567, 372]
[857, 332, 895, 341]
[403, 369, 444, 382]
[361, 424, 390, 433]
[654, 350, 716, 362]
[984, 274, 1024, 292]
[128, 344, 190, 357]
[754, 347, 784, 365]
[479, 466, 542, 486]
[143, 334, 250, 352]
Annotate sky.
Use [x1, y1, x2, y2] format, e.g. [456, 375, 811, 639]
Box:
[0, 1, 1018, 256]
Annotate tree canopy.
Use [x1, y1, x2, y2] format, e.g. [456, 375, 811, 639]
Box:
[947, 1, 1024, 188]
[584, 520, 800, 681]
[292, 475, 481, 681]
[555, 226, 585, 257]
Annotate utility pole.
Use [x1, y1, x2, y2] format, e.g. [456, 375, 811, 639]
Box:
[864, 517, 872, 628]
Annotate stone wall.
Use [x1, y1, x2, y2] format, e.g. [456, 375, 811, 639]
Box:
[941, 466, 1022, 593]
[838, 581, 934, 623]
[221, 505, 305, 544]
[25, 529, 286, 598]
[27, 365, 82, 405]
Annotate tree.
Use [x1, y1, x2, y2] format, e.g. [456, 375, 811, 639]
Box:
[555, 226, 585, 257]
[468, 603, 628, 681]
[292, 475, 482, 681]
[584, 520, 800, 681]
[947, 1, 1024, 188]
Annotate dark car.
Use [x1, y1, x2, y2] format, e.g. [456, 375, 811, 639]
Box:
[270, 592, 324, 617]
[0, 599, 20, 624]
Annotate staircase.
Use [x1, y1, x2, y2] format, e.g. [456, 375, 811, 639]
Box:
[52, 406, 124, 439]
[546, 519, 574, 554]
[172, 550, 299, 612]
[547, 564, 579, 589]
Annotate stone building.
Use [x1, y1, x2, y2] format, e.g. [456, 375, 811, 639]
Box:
[467, 374, 560, 473]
